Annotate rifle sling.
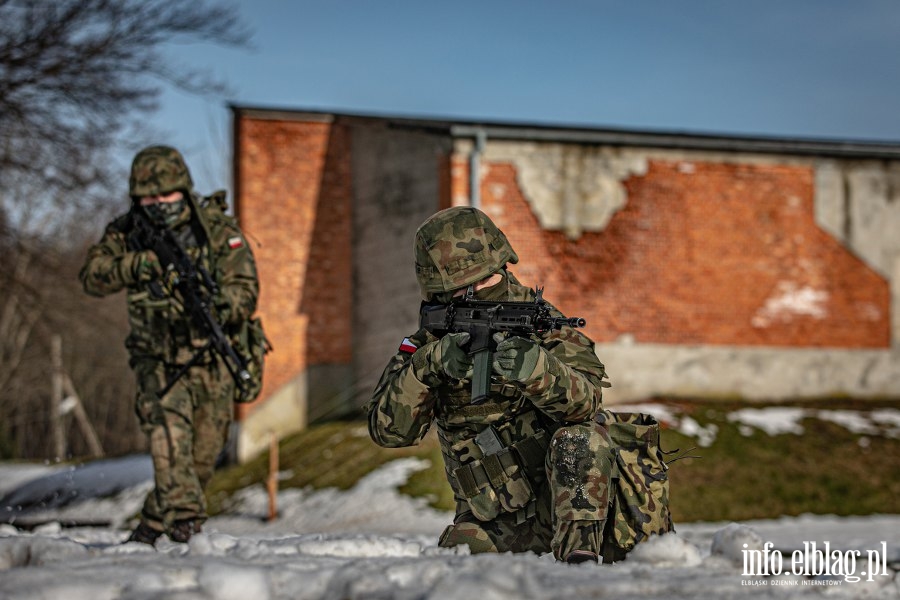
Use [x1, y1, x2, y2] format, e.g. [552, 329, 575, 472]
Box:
[157, 342, 213, 398]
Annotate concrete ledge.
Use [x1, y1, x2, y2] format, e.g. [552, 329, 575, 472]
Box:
[236, 363, 356, 462]
[598, 342, 900, 403]
[237, 374, 307, 463]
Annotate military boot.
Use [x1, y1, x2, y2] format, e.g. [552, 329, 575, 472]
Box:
[126, 521, 162, 545]
[565, 550, 599, 564]
[169, 519, 202, 543]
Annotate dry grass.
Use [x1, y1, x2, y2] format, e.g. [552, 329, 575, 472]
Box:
[205, 420, 442, 515]
[208, 399, 900, 522]
[660, 398, 900, 522]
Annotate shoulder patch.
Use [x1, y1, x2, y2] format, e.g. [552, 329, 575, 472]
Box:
[227, 236, 244, 249]
[398, 337, 418, 354]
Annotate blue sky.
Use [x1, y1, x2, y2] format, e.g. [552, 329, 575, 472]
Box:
[154, 0, 900, 193]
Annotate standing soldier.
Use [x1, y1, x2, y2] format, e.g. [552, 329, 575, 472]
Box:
[80, 146, 259, 544]
[367, 206, 622, 563]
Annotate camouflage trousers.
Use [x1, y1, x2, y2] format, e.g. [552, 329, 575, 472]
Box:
[439, 421, 617, 561]
[133, 356, 233, 534]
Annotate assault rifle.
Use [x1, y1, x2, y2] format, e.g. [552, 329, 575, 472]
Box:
[419, 288, 585, 404]
[128, 210, 252, 398]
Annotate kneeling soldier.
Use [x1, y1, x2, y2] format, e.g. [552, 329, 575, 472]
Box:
[368, 206, 621, 563]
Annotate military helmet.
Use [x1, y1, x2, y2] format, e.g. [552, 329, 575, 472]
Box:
[129, 145, 194, 198]
[414, 206, 519, 300]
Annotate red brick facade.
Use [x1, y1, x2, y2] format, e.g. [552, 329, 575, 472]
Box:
[234, 110, 894, 417]
[459, 158, 890, 348]
[234, 117, 353, 415]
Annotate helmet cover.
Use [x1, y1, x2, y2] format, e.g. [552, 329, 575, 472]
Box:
[414, 206, 518, 300]
[129, 145, 194, 198]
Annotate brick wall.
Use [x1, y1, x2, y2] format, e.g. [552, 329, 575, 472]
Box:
[233, 112, 898, 434]
[454, 158, 890, 349]
[234, 116, 353, 417]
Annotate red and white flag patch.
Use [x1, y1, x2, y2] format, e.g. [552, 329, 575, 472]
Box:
[398, 337, 418, 354]
[227, 236, 244, 249]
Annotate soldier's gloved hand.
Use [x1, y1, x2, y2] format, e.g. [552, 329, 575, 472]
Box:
[411, 332, 473, 386]
[492, 332, 552, 384]
[124, 250, 163, 284]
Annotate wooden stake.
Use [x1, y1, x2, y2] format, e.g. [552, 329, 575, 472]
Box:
[51, 334, 66, 460]
[267, 432, 278, 521]
[50, 334, 105, 459]
[63, 375, 104, 458]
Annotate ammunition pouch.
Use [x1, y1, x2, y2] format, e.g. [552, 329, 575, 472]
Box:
[598, 411, 673, 554]
[448, 429, 549, 522]
[229, 315, 271, 403]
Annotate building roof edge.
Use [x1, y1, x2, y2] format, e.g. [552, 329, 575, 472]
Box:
[229, 104, 900, 160]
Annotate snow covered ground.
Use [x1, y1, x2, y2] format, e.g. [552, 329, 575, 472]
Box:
[1, 456, 898, 599]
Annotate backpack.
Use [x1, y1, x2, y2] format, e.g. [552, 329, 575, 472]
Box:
[597, 411, 674, 561]
[231, 315, 272, 403]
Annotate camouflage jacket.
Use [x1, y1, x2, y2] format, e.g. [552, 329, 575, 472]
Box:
[79, 192, 259, 365]
[367, 274, 609, 510]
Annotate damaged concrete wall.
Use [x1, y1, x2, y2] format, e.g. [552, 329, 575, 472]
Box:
[815, 160, 900, 350]
[453, 137, 900, 402]
[473, 140, 648, 239]
[815, 160, 900, 278]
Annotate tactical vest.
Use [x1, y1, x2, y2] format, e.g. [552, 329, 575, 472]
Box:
[123, 234, 210, 364]
[436, 382, 554, 522]
[121, 195, 236, 365]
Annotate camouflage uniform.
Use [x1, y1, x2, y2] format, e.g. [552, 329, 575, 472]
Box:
[79, 146, 259, 542]
[367, 207, 618, 562]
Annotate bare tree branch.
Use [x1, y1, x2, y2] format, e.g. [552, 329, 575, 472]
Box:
[0, 0, 250, 230]
[0, 0, 251, 458]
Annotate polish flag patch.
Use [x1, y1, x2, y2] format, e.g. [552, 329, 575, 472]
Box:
[227, 236, 244, 249]
[398, 338, 418, 354]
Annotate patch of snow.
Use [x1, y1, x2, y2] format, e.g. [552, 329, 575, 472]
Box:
[711, 522, 764, 563]
[677, 417, 719, 447]
[727, 407, 807, 435]
[815, 410, 880, 435]
[628, 533, 703, 567]
[727, 407, 900, 440]
[0, 456, 897, 599]
[871, 408, 900, 438]
[612, 403, 681, 426]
